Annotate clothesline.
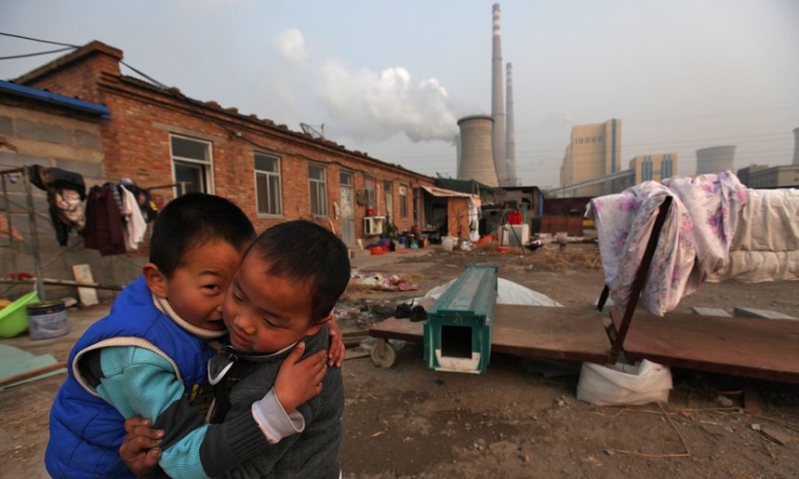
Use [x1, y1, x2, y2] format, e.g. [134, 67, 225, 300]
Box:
[28, 165, 158, 256]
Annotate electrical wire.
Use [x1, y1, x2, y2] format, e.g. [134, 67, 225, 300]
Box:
[0, 47, 75, 60]
[0, 31, 79, 48]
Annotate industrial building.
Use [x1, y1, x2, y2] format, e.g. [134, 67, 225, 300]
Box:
[628, 154, 678, 183]
[735, 128, 799, 188]
[559, 119, 623, 197]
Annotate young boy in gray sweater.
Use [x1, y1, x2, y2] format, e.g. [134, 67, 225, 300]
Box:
[124, 219, 351, 478]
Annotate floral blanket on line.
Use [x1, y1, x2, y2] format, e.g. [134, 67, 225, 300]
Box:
[586, 171, 749, 316]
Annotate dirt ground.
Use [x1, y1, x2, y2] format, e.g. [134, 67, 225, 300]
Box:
[2, 241, 799, 478]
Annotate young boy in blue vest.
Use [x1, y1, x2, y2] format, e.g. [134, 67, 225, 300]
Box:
[122, 219, 352, 478]
[45, 194, 342, 478]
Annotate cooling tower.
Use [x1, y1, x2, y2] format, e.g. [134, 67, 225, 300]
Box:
[505, 62, 517, 186]
[793, 127, 799, 165]
[491, 3, 507, 186]
[458, 115, 499, 187]
[696, 145, 736, 175]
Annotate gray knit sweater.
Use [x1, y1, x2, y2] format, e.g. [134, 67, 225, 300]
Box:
[203, 325, 343, 479]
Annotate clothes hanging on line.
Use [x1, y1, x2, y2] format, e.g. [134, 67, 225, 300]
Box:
[119, 184, 147, 251]
[29, 165, 87, 246]
[120, 178, 159, 223]
[83, 184, 126, 256]
[83, 181, 155, 255]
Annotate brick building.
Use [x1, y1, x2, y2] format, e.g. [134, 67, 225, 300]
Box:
[1, 40, 435, 299]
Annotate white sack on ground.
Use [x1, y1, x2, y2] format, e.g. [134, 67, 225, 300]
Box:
[576, 359, 672, 406]
[421, 278, 563, 307]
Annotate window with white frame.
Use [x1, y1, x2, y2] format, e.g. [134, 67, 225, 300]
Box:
[309, 164, 328, 216]
[399, 184, 408, 218]
[254, 153, 282, 215]
[171, 135, 212, 196]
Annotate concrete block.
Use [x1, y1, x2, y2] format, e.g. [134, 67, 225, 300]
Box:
[75, 130, 101, 150]
[0, 151, 53, 169]
[17, 119, 72, 145]
[733, 307, 798, 320]
[691, 307, 732, 317]
[0, 116, 12, 135]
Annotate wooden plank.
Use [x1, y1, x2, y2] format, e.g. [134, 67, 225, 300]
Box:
[610, 309, 799, 384]
[71, 264, 99, 306]
[489, 305, 610, 362]
[0, 360, 67, 389]
[369, 305, 611, 364]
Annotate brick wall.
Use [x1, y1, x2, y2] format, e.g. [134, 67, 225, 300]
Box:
[13, 41, 435, 248]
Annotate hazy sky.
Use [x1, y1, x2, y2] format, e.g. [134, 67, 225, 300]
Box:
[1, 0, 798, 188]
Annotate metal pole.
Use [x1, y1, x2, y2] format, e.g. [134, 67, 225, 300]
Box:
[1, 173, 19, 281]
[22, 168, 45, 300]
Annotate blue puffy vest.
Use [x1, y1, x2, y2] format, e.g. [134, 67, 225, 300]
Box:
[45, 276, 217, 478]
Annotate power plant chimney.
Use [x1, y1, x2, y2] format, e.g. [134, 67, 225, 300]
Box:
[505, 62, 517, 186]
[457, 115, 499, 187]
[491, 3, 508, 186]
[696, 145, 736, 175]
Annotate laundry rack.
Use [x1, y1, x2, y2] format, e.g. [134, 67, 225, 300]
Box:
[1, 167, 45, 299]
[0, 166, 124, 302]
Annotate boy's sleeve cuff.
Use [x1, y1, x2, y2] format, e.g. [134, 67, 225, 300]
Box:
[251, 388, 305, 443]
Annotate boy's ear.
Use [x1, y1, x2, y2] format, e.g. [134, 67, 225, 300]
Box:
[143, 263, 168, 299]
[305, 313, 331, 337]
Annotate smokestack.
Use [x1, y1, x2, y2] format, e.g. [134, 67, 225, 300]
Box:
[793, 127, 799, 165]
[491, 3, 507, 186]
[696, 146, 736, 175]
[505, 62, 517, 186]
[457, 115, 499, 187]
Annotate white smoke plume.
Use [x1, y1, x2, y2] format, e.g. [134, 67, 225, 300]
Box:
[271, 29, 459, 144]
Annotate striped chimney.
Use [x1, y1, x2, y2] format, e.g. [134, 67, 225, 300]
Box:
[506, 62, 518, 185]
[491, 3, 508, 186]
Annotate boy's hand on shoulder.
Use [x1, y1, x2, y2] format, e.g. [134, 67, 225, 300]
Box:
[120, 416, 164, 477]
[326, 315, 345, 367]
[274, 342, 327, 413]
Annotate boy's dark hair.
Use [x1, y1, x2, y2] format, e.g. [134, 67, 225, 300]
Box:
[251, 220, 350, 322]
[149, 193, 256, 277]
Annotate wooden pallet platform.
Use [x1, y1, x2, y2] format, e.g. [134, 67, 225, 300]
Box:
[610, 309, 799, 384]
[369, 305, 610, 365]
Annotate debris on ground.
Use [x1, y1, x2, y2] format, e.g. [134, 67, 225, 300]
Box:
[333, 298, 395, 330]
[348, 271, 418, 292]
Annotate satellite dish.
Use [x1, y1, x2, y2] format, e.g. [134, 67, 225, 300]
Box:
[300, 123, 325, 139]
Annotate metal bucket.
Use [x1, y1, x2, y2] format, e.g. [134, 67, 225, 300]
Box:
[26, 301, 68, 340]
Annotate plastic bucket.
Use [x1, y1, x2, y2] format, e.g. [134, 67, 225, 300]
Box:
[0, 291, 40, 338]
[26, 300, 69, 340]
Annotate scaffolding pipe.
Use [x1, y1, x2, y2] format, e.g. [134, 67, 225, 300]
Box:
[0, 277, 123, 291]
[1, 172, 19, 279]
[21, 169, 45, 299]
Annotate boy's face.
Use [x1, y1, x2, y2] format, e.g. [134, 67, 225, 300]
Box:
[149, 239, 244, 331]
[222, 252, 324, 354]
